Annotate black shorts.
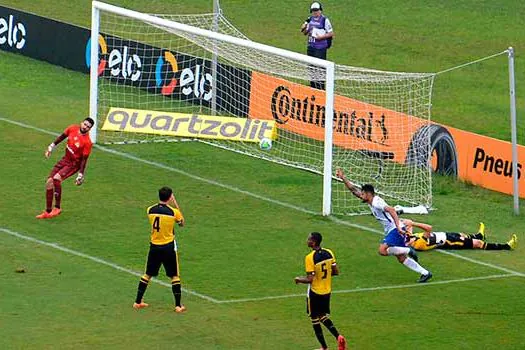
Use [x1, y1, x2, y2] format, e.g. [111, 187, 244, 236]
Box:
[307, 47, 327, 60]
[441, 233, 473, 249]
[145, 241, 179, 277]
[306, 291, 331, 318]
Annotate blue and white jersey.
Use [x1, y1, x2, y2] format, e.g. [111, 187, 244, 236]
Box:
[368, 195, 396, 234]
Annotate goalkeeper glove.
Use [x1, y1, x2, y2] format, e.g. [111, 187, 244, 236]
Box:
[75, 173, 84, 185]
[45, 143, 55, 158]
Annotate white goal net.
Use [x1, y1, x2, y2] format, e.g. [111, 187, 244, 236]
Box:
[90, 2, 435, 215]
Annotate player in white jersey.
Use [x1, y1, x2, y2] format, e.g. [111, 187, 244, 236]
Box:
[336, 168, 433, 283]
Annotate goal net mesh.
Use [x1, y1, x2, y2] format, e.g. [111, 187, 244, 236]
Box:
[93, 9, 435, 215]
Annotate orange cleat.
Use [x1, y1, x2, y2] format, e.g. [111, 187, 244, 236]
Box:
[175, 305, 187, 313]
[36, 211, 52, 219]
[49, 208, 62, 218]
[132, 302, 149, 310]
[337, 335, 347, 350]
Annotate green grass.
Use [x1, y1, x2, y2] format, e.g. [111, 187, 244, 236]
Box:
[1, 1, 525, 349]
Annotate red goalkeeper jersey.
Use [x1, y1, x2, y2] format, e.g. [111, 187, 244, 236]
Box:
[63, 124, 93, 162]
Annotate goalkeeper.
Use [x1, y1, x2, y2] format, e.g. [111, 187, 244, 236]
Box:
[36, 117, 94, 219]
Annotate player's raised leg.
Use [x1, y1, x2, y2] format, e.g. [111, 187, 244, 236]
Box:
[469, 222, 486, 240]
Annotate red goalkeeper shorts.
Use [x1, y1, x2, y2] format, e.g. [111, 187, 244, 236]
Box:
[49, 157, 80, 180]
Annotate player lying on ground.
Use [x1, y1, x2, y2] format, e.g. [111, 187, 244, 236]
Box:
[401, 220, 518, 251]
[335, 168, 432, 283]
[36, 117, 94, 219]
[294, 232, 347, 350]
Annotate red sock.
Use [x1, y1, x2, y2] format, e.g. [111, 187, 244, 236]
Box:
[53, 179, 62, 209]
[46, 188, 53, 213]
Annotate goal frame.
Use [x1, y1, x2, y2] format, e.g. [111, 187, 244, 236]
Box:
[89, 1, 336, 215]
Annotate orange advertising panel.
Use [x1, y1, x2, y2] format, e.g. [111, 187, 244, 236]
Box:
[248, 71, 524, 198]
[248, 72, 426, 164]
[447, 126, 525, 197]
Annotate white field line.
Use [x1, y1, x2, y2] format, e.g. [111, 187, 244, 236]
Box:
[1, 116, 524, 302]
[218, 273, 518, 303]
[0, 227, 220, 304]
[436, 250, 525, 276]
[1, 227, 517, 305]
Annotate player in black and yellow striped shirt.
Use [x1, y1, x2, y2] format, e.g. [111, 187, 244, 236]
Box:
[295, 232, 347, 350]
[133, 186, 186, 313]
[402, 220, 517, 252]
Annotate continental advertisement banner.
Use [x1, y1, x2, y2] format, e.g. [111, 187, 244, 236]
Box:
[102, 108, 276, 142]
[249, 71, 426, 164]
[248, 72, 525, 198]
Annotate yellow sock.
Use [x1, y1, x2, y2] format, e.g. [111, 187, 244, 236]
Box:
[478, 222, 485, 236]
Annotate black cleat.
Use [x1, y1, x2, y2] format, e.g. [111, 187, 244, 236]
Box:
[408, 247, 419, 263]
[418, 272, 433, 283]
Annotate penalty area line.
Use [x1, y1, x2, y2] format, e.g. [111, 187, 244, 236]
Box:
[1, 117, 524, 278]
[218, 273, 518, 304]
[0, 227, 221, 304]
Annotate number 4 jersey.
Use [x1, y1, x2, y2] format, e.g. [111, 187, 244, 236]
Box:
[305, 248, 336, 295]
[147, 203, 184, 245]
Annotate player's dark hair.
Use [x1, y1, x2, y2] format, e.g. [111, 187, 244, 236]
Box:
[310, 232, 323, 246]
[158, 186, 173, 202]
[84, 117, 95, 127]
[361, 184, 375, 195]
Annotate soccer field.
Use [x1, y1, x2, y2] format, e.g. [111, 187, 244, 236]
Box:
[1, 1, 525, 349]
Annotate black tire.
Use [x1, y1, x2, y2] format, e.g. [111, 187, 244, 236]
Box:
[406, 124, 458, 177]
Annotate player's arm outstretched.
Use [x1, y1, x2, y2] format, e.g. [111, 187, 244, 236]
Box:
[335, 168, 365, 200]
[44, 133, 67, 159]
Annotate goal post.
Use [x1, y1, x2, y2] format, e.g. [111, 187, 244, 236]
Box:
[89, 1, 434, 216]
[89, 0, 336, 215]
[88, 3, 100, 143]
[323, 63, 335, 216]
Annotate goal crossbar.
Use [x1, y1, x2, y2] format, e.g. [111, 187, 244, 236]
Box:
[90, 1, 336, 215]
[91, 1, 334, 68]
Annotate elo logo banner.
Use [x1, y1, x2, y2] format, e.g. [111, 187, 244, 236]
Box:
[85, 34, 107, 76]
[84, 35, 213, 102]
[0, 14, 26, 50]
[85, 35, 142, 82]
[0, 5, 251, 117]
[155, 50, 213, 101]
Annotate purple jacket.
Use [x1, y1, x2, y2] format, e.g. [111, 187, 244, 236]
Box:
[306, 15, 332, 49]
